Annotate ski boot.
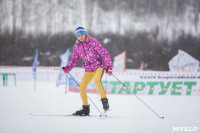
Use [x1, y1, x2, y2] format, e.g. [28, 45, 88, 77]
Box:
[73, 105, 90, 116]
[101, 98, 109, 111]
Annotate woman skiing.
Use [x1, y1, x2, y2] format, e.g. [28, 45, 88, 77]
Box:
[62, 27, 113, 116]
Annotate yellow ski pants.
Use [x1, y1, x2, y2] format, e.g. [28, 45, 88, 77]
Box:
[79, 68, 106, 105]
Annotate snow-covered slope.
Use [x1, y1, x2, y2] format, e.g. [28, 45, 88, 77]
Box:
[0, 81, 199, 133]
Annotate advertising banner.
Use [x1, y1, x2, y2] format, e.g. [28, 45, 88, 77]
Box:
[169, 50, 199, 72]
[69, 69, 200, 96]
[113, 51, 126, 72]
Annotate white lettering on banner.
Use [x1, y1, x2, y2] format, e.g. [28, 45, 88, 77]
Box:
[172, 127, 198, 132]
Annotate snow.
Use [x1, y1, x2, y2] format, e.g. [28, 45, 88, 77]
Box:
[1, 0, 200, 41]
[102, 38, 111, 45]
[0, 81, 200, 133]
[21, 56, 34, 61]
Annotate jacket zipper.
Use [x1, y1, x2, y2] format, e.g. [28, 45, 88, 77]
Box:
[82, 43, 93, 71]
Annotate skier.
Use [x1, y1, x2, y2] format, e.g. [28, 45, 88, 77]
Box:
[62, 27, 113, 116]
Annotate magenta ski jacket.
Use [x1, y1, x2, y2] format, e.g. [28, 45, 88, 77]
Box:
[66, 34, 113, 72]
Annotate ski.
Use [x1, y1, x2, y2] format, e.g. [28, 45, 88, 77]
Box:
[29, 113, 75, 117]
[29, 109, 111, 117]
[29, 113, 102, 117]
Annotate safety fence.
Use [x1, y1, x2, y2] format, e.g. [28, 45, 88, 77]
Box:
[0, 66, 200, 96]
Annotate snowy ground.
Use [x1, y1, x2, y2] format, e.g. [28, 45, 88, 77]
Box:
[0, 81, 200, 133]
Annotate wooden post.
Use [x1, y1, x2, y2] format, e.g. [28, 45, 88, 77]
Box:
[65, 84, 68, 94]
[65, 74, 69, 94]
[34, 80, 36, 91]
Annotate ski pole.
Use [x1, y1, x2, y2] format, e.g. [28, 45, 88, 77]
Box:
[68, 72, 103, 114]
[111, 73, 164, 119]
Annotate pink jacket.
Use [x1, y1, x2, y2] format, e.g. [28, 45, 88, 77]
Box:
[66, 34, 112, 72]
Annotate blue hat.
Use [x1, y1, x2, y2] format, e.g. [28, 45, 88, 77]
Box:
[75, 27, 87, 37]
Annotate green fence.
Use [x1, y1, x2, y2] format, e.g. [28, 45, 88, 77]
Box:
[0, 73, 16, 86]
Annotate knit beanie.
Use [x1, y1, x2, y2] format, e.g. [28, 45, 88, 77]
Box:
[75, 27, 87, 37]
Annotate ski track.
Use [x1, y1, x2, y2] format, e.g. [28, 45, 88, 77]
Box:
[0, 81, 200, 133]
